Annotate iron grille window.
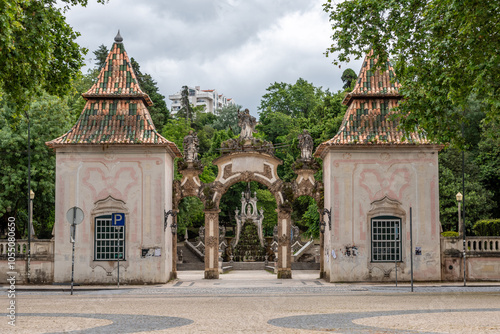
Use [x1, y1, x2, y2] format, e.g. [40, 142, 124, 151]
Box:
[95, 215, 125, 260]
[371, 216, 401, 262]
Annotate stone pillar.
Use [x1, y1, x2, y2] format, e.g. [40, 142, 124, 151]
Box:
[169, 210, 178, 281]
[277, 207, 292, 278]
[204, 209, 220, 279]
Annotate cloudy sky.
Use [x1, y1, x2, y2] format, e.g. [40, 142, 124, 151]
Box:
[64, 0, 362, 118]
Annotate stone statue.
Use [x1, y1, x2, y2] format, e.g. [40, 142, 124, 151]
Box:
[183, 130, 199, 162]
[298, 129, 313, 160]
[238, 109, 257, 139]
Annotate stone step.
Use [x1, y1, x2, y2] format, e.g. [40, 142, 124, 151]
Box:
[177, 242, 203, 263]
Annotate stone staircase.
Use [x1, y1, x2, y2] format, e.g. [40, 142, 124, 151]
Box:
[177, 242, 204, 270]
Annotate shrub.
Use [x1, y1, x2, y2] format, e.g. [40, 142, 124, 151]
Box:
[473, 219, 500, 236]
[441, 231, 459, 237]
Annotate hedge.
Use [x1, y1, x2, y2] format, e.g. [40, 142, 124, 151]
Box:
[441, 231, 459, 237]
[472, 219, 500, 236]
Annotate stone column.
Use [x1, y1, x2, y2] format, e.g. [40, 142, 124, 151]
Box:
[168, 209, 178, 281]
[204, 209, 220, 279]
[277, 206, 292, 278]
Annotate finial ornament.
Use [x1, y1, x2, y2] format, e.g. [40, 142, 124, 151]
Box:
[114, 30, 123, 43]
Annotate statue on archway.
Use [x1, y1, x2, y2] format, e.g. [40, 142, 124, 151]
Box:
[298, 130, 313, 160]
[238, 109, 256, 139]
[183, 130, 199, 162]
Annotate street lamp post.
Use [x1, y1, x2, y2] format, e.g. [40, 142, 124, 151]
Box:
[456, 192, 466, 286]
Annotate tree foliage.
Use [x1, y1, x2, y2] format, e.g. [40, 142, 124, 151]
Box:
[130, 57, 170, 130]
[210, 104, 241, 133]
[323, 0, 500, 148]
[0, 0, 106, 109]
[0, 92, 74, 238]
[341, 68, 357, 91]
[93, 44, 109, 70]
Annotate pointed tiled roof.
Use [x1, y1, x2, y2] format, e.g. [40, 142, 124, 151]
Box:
[47, 32, 181, 157]
[314, 50, 431, 158]
[82, 31, 152, 105]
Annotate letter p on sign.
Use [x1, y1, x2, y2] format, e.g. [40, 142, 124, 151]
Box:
[112, 213, 125, 226]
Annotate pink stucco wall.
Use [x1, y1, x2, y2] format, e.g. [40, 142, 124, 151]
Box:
[322, 147, 442, 282]
[53, 145, 175, 284]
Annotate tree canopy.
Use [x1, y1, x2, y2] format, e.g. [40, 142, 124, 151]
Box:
[323, 0, 500, 148]
[0, 0, 106, 108]
[130, 58, 171, 130]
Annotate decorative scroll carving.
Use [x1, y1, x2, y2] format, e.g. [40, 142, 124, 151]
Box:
[278, 234, 290, 246]
[205, 236, 218, 248]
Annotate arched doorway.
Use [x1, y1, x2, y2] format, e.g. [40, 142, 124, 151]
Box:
[174, 110, 323, 279]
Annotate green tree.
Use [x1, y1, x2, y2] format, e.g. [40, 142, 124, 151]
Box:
[292, 196, 320, 238]
[177, 85, 193, 121]
[439, 149, 495, 232]
[93, 44, 109, 70]
[0, 0, 106, 108]
[211, 104, 241, 133]
[323, 0, 500, 148]
[341, 68, 357, 91]
[475, 119, 500, 218]
[0, 92, 74, 238]
[177, 197, 205, 237]
[258, 78, 324, 119]
[256, 188, 277, 237]
[161, 118, 193, 152]
[130, 58, 170, 130]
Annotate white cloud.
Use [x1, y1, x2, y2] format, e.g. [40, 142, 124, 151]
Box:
[64, 0, 362, 117]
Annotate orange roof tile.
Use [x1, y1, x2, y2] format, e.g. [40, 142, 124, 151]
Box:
[46, 32, 181, 157]
[314, 50, 431, 157]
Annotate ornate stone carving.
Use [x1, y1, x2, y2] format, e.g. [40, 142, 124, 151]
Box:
[238, 108, 257, 139]
[258, 164, 272, 179]
[379, 152, 390, 160]
[278, 234, 290, 246]
[205, 236, 218, 248]
[183, 131, 199, 162]
[232, 186, 265, 249]
[298, 129, 314, 160]
[223, 164, 236, 179]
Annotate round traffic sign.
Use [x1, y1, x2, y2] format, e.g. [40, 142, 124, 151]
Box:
[66, 207, 84, 225]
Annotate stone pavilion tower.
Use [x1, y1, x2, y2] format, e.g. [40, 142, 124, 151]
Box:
[315, 50, 442, 282]
[46, 32, 181, 284]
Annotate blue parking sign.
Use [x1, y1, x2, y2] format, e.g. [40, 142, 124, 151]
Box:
[112, 213, 125, 226]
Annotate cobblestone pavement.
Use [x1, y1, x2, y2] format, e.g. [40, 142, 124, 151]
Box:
[2, 270, 500, 333]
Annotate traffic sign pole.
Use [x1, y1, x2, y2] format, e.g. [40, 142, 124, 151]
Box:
[71, 224, 75, 295]
[66, 207, 84, 296]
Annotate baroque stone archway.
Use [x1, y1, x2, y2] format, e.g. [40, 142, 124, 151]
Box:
[173, 110, 323, 279]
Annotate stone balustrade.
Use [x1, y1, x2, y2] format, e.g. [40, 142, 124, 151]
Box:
[441, 236, 500, 281]
[0, 239, 54, 259]
[466, 237, 500, 253]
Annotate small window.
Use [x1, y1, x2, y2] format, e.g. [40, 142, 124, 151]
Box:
[95, 215, 125, 260]
[371, 216, 401, 262]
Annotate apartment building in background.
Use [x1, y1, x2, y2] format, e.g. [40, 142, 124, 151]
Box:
[169, 86, 236, 115]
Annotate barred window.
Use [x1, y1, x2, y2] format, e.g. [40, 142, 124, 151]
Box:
[371, 216, 401, 262]
[95, 215, 125, 260]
